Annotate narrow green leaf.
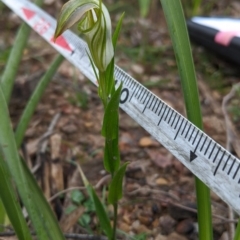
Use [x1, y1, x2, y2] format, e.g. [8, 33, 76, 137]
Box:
[234, 221, 240, 240]
[104, 137, 120, 174]
[108, 162, 128, 204]
[0, 86, 49, 240]
[112, 13, 124, 50]
[101, 83, 122, 139]
[15, 55, 64, 148]
[102, 83, 122, 174]
[193, 0, 202, 16]
[20, 157, 65, 240]
[90, 187, 112, 239]
[0, 23, 29, 103]
[0, 199, 6, 230]
[138, 0, 151, 18]
[105, 58, 115, 98]
[0, 160, 32, 239]
[0, 85, 64, 240]
[159, 1, 213, 239]
[77, 163, 90, 187]
[103, 13, 124, 98]
[0, 0, 43, 104]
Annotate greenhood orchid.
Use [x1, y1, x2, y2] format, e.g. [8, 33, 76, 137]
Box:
[54, 0, 114, 72]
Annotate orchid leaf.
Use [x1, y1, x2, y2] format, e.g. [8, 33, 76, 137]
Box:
[90, 187, 112, 239]
[108, 162, 129, 204]
[101, 83, 122, 139]
[104, 137, 120, 174]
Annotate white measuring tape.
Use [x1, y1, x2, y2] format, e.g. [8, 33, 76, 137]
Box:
[2, 0, 240, 215]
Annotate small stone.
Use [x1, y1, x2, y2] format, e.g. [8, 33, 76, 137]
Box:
[156, 177, 168, 186]
[119, 222, 130, 232]
[168, 232, 188, 240]
[139, 136, 155, 147]
[138, 213, 152, 226]
[61, 124, 77, 134]
[131, 220, 151, 234]
[168, 202, 197, 220]
[159, 215, 176, 235]
[155, 234, 168, 240]
[131, 64, 144, 75]
[131, 220, 140, 231]
[136, 224, 151, 234]
[122, 214, 131, 225]
[84, 122, 93, 128]
[152, 218, 160, 228]
[176, 219, 194, 234]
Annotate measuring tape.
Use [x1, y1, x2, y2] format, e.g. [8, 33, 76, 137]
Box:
[2, 0, 240, 215]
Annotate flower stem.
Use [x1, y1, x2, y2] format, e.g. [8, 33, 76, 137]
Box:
[99, 71, 108, 108]
[112, 202, 118, 240]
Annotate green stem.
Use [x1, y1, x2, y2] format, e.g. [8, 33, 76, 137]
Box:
[112, 202, 118, 240]
[98, 71, 107, 108]
[159, 0, 213, 239]
[234, 219, 240, 240]
[15, 54, 64, 148]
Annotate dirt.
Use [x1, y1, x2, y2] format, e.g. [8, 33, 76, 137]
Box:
[0, 0, 240, 240]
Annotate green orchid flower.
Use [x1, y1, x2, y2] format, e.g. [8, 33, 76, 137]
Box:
[54, 0, 114, 72]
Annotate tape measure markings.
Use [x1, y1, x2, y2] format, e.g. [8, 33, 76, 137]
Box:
[118, 70, 240, 202]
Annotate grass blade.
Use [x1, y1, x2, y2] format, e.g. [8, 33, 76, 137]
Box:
[0, 86, 65, 240]
[159, 0, 213, 239]
[90, 187, 112, 239]
[0, 0, 43, 103]
[138, 0, 151, 18]
[20, 156, 65, 240]
[15, 54, 64, 147]
[0, 160, 32, 240]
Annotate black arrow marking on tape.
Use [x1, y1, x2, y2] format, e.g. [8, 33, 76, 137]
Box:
[190, 132, 203, 162]
[190, 151, 198, 162]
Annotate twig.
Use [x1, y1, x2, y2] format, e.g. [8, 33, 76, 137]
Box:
[228, 206, 235, 240]
[222, 83, 240, 239]
[40, 112, 61, 154]
[127, 186, 180, 201]
[48, 174, 111, 202]
[222, 83, 240, 157]
[167, 201, 237, 224]
[133, 195, 238, 224]
[48, 186, 86, 202]
[32, 113, 61, 174]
